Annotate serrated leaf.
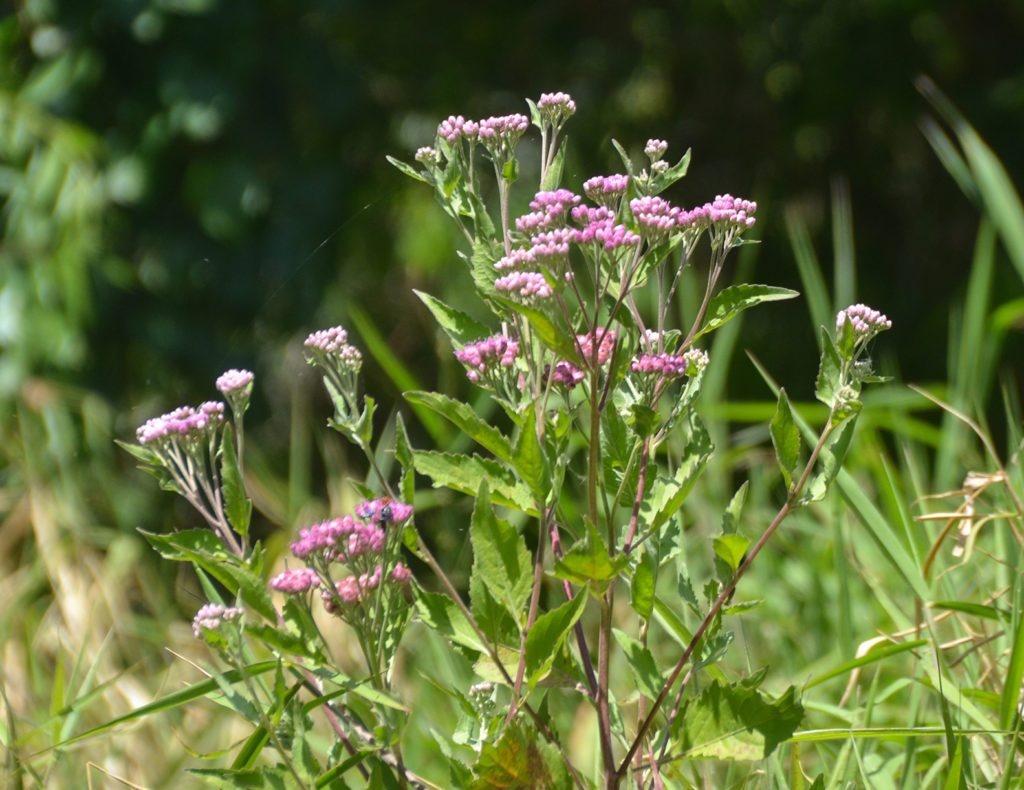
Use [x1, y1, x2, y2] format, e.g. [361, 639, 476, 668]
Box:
[554, 521, 628, 594]
[512, 403, 546, 502]
[649, 148, 692, 194]
[405, 391, 512, 463]
[610, 138, 635, 177]
[769, 389, 801, 490]
[412, 450, 538, 515]
[630, 549, 656, 620]
[414, 290, 492, 349]
[472, 722, 556, 790]
[639, 448, 711, 536]
[524, 588, 588, 688]
[541, 135, 567, 191]
[414, 589, 486, 653]
[721, 481, 748, 536]
[713, 534, 750, 574]
[693, 285, 799, 341]
[799, 412, 857, 505]
[815, 327, 843, 406]
[385, 155, 428, 183]
[613, 629, 663, 702]
[220, 424, 252, 537]
[672, 680, 805, 761]
[470, 482, 532, 627]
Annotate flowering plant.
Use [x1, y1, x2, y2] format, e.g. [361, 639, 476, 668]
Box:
[119, 92, 890, 788]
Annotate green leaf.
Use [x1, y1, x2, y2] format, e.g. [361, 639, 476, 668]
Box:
[713, 534, 750, 574]
[554, 521, 628, 595]
[472, 722, 558, 790]
[412, 450, 538, 515]
[815, 327, 843, 406]
[1000, 598, 1024, 730]
[630, 549, 656, 620]
[405, 391, 512, 463]
[385, 154, 428, 183]
[612, 629, 663, 702]
[693, 284, 799, 341]
[220, 424, 252, 537]
[769, 388, 801, 490]
[672, 679, 805, 761]
[649, 148, 692, 194]
[470, 482, 532, 627]
[610, 138, 635, 176]
[413, 290, 492, 349]
[512, 403, 546, 502]
[524, 588, 588, 687]
[800, 412, 857, 505]
[541, 135, 567, 191]
[639, 448, 711, 536]
[413, 589, 486, 653]
[721, 481, 748, 536]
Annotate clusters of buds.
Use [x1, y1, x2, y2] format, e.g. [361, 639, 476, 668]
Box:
[644, 138, 669, 162]
[304, 325, 363, 419]
[437, 115, 479, 144]
[546, 360, 585, 389]
[583, 174, 629, 208]
[836, 303, 892, 336]
[136, 401, 225, 446]
[630, 196, 684, 244]
[216, 368, 254, 416]
[192, 603, 243, 639]
[631, 348, 709, 379]
[322, 562, 413, 611]
[455, 334, 520, 384]
[515, 190, 581, 236]
[536, 92, 576, 127]
[272, 498, 415, 617]
[576, 328, 618, 368]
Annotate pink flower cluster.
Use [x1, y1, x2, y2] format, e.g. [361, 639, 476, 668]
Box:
[455, 334, 520, 382]
[322, 563, 413, 611]
[537, 92, 576, 117]
[577, 328, 618, 366]
[192, 603, 243, 638]
[571, 205, 641, 250]
[836, 303, 892, 335]
[478, 114, 529, 145]
[304, 326, 363, 370]
[438, 115, 479, 143]
[644, 138, 668, 160]
[270, 566, 321, 593]
[631, 348, 709, 378]
[515, 190, 582, 235]
[495, 270, 553, 300]
[583, 174, 629, 207]
[548, 360, 585, 388]
[216, 368, 253, 395]
[290, 515, 385, 562]
[630, 196, 683, 243]
[680, 194, 757, 230]
[136, 401, 225, 445]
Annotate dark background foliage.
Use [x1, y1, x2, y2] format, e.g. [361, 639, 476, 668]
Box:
[2, 0, 1023, 544]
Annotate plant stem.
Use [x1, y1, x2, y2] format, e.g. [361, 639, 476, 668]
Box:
[617, 415, 837, 780]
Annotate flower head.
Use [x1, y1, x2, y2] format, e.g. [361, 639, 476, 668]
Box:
[455, 334, 520, 383]
[437, 115, 479, 144]
[583, 174, 629, 208]
[536, 92, 577, 128]
[136, 402, 225, 445]
[304, 326, 362, 372]
[631, 348, 708, 379]
[270, 567, 321, 594]
[644, 139, 669, 161]
[576, 328, 618, 367]
[836, 303, 892, 336]
[192, 603, 243, 638]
